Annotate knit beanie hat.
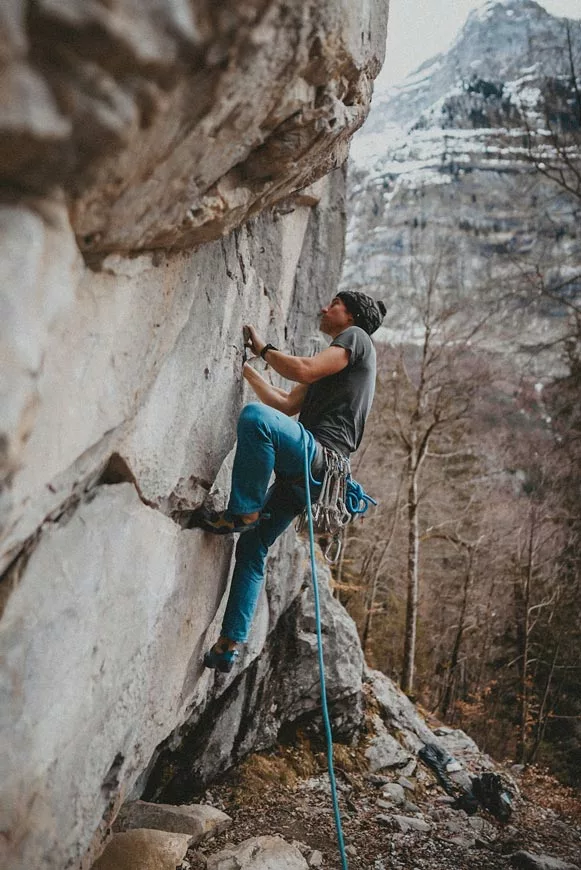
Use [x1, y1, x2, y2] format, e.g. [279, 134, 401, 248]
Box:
[337, 291, 386, 335]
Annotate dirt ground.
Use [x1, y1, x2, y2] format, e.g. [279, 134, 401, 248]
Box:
[186, 737, 581, 870]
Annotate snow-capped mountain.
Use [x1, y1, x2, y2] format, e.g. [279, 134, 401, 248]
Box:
[342, 0, 581, 356]
[366, 0, 575, 132]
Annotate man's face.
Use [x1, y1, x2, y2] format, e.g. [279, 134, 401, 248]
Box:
[319, 297, 354, 335]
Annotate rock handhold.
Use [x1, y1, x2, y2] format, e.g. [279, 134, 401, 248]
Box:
[206, 835, 309, 869]
[114, 800, 232, 843]
[511, 853, 580, 870]
[92, 829, 193, 870]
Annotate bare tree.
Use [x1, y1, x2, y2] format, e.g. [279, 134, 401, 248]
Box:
[372, 254, 493, 694]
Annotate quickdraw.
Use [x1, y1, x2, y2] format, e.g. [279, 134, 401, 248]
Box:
[296, 444, 377, 563]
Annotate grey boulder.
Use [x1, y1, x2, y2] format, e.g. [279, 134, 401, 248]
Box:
[511, 853, 580, 870]
[381, 783, 406, 805]
[206, 835, 309, 869]
[365, 714, 412, 772]
[92, 829, 192, 870]
[114, 800, 231, 843]
[395, 815, 432, 834]
[365, 668, 436, 751]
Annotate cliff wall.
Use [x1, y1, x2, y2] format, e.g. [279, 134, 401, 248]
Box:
[0, 2, 389, 868]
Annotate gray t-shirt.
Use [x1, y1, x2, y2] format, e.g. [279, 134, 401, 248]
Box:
[298, 326, 376, 457]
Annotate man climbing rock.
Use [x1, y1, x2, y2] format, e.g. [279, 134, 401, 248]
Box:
[197, 291, 386, 672]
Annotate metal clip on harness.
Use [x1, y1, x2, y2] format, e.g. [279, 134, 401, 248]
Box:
[296, 446, 352, 563]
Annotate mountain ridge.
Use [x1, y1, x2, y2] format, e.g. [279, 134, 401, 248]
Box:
[342, 0, 581, 358]
[366, 0, 576, 133]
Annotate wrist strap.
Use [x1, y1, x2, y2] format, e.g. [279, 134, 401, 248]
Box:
[260, 343, 278, 360]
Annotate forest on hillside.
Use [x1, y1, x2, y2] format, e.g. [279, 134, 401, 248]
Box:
[338, 27, 581, 787]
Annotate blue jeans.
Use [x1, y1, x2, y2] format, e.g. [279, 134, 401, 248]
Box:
[222, 403, 321, 643]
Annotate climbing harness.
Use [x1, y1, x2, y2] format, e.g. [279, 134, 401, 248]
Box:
[301, 426, 349, 870]
[296, 443, 377, 563]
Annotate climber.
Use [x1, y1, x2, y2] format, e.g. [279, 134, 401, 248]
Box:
[195, 291, 386, 672]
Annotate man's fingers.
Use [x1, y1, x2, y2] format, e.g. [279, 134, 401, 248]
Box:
[243, 324, 262, 354]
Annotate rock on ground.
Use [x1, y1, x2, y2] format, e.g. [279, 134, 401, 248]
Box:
[206, 835, 309, 870]
[191, 733, 581, 870]
[92, 829, 192, 870]
[511, 853, 580, 870]
[365, 713, 413, 772]
[394, 815, 432, 834]
[365, 668, 436, 751]
[114, 801, 231, 842]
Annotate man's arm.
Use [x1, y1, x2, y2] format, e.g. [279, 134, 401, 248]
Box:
[245, 325, 350, 384]
[243, 363, 309, 416]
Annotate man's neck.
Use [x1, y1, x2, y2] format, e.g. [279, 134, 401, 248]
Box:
[326, 324, 352, 340]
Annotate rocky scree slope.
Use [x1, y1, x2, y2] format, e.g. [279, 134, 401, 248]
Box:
[0, 2, 388, 870]
[342, 0, 581, 351]
[93, 669, 581, 870]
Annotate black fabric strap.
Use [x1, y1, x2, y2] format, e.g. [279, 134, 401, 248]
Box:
[260, 343, 278, 359]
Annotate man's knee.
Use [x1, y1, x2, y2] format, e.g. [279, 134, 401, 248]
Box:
[237, 402, 273, 435]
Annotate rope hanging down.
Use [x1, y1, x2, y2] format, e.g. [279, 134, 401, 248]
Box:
[300, 425, 349, 870]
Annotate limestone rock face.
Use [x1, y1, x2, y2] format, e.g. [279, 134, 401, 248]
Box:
[1, 0, 387, 253]
[142, 546, 364, 800]
[0, 3, 389, 868]
[1, 198, 328, 570]
[366, 667, 436, 751]
[0, 172, 348, 870]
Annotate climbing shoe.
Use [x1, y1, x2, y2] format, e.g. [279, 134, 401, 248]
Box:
[187, 507, 261, 535]
[204, 645, 240, 673]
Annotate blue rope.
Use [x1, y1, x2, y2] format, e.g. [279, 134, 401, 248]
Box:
[345, 478, 377, 517]
[300, 426, 349, 870]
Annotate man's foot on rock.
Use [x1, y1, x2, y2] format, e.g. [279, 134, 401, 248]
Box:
[186, 507, 261, 535]
[204, 642, 240, 673]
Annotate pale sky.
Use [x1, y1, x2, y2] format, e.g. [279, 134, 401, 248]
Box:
[377, 0, 581, 89]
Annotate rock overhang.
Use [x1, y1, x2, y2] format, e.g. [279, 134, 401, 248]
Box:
[1, 0, 388, 254]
